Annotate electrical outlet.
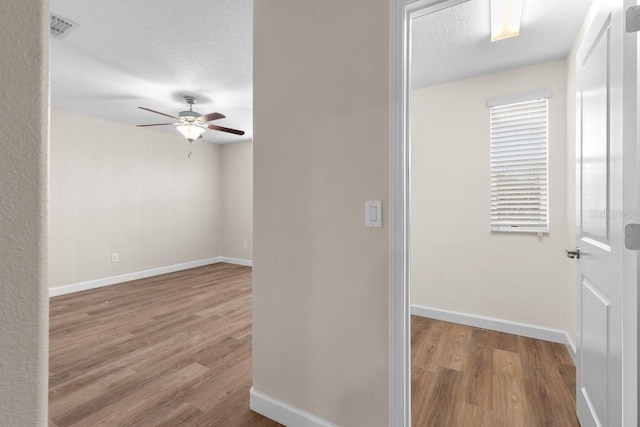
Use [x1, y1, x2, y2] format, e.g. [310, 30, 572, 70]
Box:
[111, 253, 119, 263]
[243, 241, 248, 249]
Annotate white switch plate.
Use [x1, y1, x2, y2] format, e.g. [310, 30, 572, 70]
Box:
[111, 253, 119, 263]
[365, 201, 382, 227]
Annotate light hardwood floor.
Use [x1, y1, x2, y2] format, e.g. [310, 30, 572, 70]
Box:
[50, 263, 578, 426]
[49, 263, 281, 427]
[411, 316, 579, 426]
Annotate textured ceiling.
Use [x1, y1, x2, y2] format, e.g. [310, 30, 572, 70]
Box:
[50, 1, 592, 143]
[412, 0, 593, 89]
[49, 0, 253, 144]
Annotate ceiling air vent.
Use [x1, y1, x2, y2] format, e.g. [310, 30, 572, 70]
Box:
[50, 13, 79, 39]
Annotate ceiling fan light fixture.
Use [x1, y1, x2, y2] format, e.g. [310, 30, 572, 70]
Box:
[176, 124, 205, 142]
[490, 0, 523, 42]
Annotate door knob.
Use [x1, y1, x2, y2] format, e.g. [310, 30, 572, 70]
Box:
[566, 248, 580, 259]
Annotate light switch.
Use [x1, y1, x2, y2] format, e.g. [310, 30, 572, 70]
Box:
[365, 201, 382, 228]
[369, 206, 377, 222]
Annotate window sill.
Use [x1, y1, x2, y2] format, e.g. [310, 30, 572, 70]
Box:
[491, 228, 549, 235]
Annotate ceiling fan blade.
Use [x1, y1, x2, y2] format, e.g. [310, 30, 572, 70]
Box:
[136, 123, 175, 127]
[208, 124, 245, 135]
[138, 107, 178, 120]
[198, 112, 226, 122]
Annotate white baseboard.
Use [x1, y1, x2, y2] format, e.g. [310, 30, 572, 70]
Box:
[250, 388, 338, 427]
[411, 304, 577, 362]
[49, 256, 253, 297]
[220, 257, 253, 267]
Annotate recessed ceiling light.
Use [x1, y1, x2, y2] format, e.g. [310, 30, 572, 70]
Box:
[490, 0, 523, 42]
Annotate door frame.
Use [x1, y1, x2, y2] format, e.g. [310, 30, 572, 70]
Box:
[387, 0, 471, 425]
[621, 1, 639, 424]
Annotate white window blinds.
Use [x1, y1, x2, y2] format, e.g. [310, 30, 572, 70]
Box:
[489, 94, 549, 233]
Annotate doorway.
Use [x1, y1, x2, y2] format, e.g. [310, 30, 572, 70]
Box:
[388, 0, 638, 425]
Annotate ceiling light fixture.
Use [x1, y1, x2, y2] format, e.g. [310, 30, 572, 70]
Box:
[490, 0, 523, 42]
[176, 123, 206, 142]
[176, 96, 207, 142]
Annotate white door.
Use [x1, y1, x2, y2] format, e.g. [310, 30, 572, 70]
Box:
[575, 1, 637, 426]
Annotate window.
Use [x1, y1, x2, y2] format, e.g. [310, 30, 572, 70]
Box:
[488, 90, 550, 233]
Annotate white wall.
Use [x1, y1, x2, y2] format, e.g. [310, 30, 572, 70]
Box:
[253, 0, 389, 425]
[221, 141, 253, 261]
[0, 1, 49, 425]
[49, 108, 223, 288]
[410, 60, 574, 339]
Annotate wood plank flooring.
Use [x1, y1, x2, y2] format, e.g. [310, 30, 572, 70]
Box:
[411, 316, 579, 427]
[49, 263, 281, 427]
[50, 263, 578, 426]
